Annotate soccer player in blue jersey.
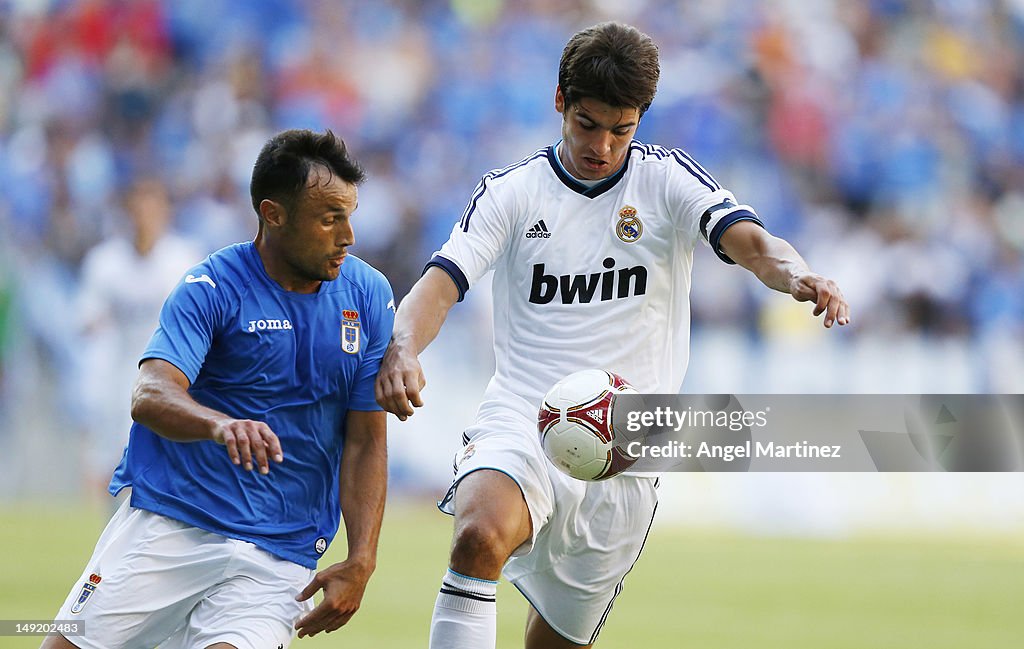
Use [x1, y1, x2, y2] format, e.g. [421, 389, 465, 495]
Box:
[43, 129, 395, 649]
[377, 22, 849, 649]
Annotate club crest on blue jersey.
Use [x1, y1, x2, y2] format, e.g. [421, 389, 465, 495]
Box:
[341, 309, 360, 354]
[616, 205, 643, 243]
[70, 573, 102, 614]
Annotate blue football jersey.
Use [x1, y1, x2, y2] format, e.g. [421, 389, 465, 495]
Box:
[109, 242, 395, 568]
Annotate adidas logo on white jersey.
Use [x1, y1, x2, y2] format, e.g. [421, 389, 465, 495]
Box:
[525, 220, 551, 239]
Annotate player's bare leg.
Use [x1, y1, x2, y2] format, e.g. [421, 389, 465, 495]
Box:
[525, 606, 594, 649]
[450, 469, 532, 578]
[39, 634, 79, 649]
[429, 469, 532, 649]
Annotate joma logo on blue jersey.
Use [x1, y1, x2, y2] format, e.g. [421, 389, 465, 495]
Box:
[528, 258, 647, 304]
[247, 319, 293, 332]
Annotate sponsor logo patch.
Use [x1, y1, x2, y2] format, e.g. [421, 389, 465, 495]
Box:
[247, 318, 293, 332]
[528, 258, 648, 304]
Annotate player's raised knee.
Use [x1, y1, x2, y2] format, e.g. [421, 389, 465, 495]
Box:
[450, 521, 516, 575]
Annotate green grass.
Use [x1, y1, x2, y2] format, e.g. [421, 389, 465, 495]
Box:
[3, 499, 1023, 648]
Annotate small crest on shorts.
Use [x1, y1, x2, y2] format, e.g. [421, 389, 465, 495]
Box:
[315, 537, 328, 554]
[458, 443, 476, 466]
[70, 575, 101, 614]
[616, 205, 643, 243]
[341, 310, 361, 355]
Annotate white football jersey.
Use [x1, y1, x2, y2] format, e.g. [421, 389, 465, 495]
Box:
[429, 140, 762, 415]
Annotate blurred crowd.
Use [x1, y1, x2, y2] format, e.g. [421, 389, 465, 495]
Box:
[1, 0, 1023, 452]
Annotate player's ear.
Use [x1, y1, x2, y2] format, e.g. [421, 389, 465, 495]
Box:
[259, 199, 286, 228]
[555, 86, 565, 115]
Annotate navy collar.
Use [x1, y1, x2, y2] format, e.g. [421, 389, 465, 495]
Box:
[546, 143, 629, 198]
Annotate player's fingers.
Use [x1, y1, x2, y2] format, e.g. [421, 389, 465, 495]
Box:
[295, 605, 332, 638]
[404, 377, 423, 410]
[829, 301, 849, 327]
[375, 377, 401, 418]
[839, 301, 851, 325]
[823, 302, 837, 328]
[409, 371, 426, 407]
[250, 428, 270, 475]
[813, 284, 831, 317]
[386, 375, 415, 419]
[295, 576, 320, 603]
[262, 428, 284, 464]
[235, 432, 253, 471]
[222, 431, 241, 465]
[827, 283, 849, 327]
[830, 292, 847, 327]
[326, 610, 355, 632]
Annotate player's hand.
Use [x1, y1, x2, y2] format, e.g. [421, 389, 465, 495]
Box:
[789, 273, 850, 328]
[211, 419, 283, 474]
[375, 339, 426, 421]
[294, 558, 374, 638]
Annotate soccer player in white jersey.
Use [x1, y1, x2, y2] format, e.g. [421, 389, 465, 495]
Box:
[42, 130, 394, 649]
[76, 179, 202, 505]
[376, 22, 849, 649]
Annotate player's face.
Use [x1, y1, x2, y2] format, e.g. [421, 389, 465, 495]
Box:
[555, 88, 640, 181]
[278, 169, 358, 288]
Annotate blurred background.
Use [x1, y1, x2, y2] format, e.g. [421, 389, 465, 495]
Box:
[0, 1, 1022, 646]
[0, 0, 1019, 642]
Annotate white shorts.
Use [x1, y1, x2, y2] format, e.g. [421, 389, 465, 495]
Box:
[438, 404, 659, 645]
[55, 500, 315, 649]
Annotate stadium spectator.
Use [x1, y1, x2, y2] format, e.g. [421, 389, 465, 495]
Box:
[2, 3, 1021, 395]
[75, 178, 202, 505]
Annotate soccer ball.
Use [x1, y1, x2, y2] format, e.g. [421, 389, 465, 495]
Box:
[537, 369, 639, 481]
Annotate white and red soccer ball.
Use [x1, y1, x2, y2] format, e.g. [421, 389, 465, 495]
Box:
[538, 369, 639, 481]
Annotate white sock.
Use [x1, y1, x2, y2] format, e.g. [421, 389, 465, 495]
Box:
[428, 568, 498, 649]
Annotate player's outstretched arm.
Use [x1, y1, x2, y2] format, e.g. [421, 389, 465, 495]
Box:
[375, 267, 460, 420]
[719, 221, 850, 328]
[295, 409, 387, 638]
[131, 359, 283, 473]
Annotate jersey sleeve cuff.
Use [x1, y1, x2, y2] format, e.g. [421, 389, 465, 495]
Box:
[138, 353, 199, 385]
[424, 255, 469, 302]
[709, 210, 764, 265]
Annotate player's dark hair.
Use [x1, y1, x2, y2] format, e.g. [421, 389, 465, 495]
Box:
[558, 22, 660, 116]
[250, 129, 365, 216]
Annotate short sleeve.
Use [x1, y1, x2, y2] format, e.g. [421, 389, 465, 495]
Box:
[348, 273, 396, 411]
[141, 265, 226, 383]
[665, 148, 764, 264]
[425, 174, 515, 301]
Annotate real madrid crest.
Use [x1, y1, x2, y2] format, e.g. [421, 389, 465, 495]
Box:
[341, 309, 361, 354]
[616, 205, 643, 243]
